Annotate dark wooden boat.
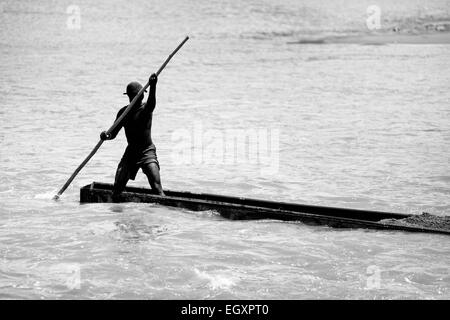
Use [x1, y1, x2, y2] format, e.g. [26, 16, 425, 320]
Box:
[80, 182, 450, 235]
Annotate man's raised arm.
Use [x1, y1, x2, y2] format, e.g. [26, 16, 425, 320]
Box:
[144, 73, 157, 114]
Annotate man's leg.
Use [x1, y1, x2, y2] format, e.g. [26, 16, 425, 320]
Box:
[142, 162, 165, 196]
[112, 163, 130, 201]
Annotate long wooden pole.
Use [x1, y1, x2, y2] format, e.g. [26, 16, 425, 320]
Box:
[53, 36, 189, 200]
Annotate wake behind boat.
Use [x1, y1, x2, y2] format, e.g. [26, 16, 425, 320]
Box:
[80, 182, 450, 236]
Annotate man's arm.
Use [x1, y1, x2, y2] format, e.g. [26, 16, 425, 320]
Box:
[144, 73, 157, 114]
[100, 107, 126, 140]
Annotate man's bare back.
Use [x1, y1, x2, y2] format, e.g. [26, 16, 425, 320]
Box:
[116, 102, 154, 149]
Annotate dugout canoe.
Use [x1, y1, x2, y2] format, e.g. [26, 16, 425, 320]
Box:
[80, 182, 450, 235]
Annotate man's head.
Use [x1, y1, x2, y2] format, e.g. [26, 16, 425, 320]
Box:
[123, 81, 146, 103]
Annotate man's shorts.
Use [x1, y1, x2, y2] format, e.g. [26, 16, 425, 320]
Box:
[117, 144, 160, 180]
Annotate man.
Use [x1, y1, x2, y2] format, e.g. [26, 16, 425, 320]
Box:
[100, 73, 165, 197]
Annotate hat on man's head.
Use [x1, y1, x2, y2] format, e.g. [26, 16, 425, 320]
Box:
[123, 81, 147, 97]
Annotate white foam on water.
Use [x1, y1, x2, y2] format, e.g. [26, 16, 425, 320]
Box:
[194, 269, 238, 291]
[34, 190, 58, 200]
[48, 263, 81, 290]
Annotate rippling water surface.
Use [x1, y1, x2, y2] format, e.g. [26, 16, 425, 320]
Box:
[1, 0, 449, 299]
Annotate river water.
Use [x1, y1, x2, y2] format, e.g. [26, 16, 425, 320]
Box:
[0, 0, 449, 299]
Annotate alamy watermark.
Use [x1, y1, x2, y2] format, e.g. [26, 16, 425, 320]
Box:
[66, 5, 81, 30]
[366, 5, 381, 30]
[171, 121, 280, 175]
